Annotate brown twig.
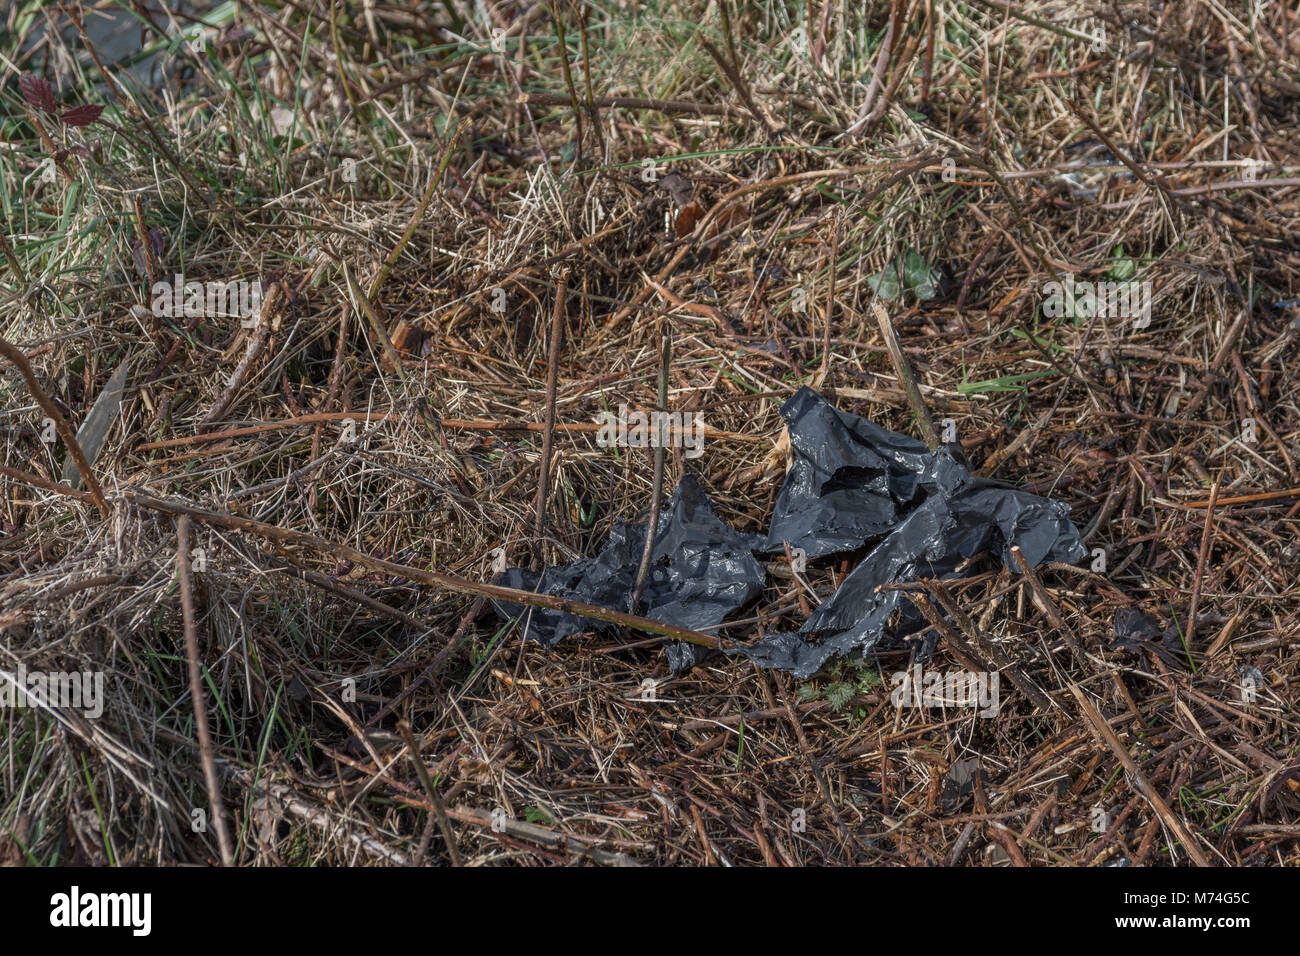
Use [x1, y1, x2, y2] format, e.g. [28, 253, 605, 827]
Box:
[517, 92, 730, 116]
[817, 210, 839, 382]
[135, 412, 759, 451]
[177, 515, 235, 866]
[1185, 479, 1220, 651]
[921, 580, 1055, 712]
[1009, 547, 1087, 663]
[0, 336, 109, 518]
[1176, 486, 1300, 509]
[198, 280, 283, 428]
[700, 35, 778, 135]
[1068, 684, 1212, 867]
[0, 463, 97, 505]
[444, 806, 641, 866]
[0, 229, 26, 283]
[905, 590, 995, 677]
[870, 300, 939, 449]
[846, 0, 896, 136]
[534, 269, 569, 546]
[369, 119, 465, 303]
[397, 720, 462, 866]
[548, 1, 584, 166]
[576, 6, 606, 154]
[130, 493, 731, 650]
[630, 326, 670, 612]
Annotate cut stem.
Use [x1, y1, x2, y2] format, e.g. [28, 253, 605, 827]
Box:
[630, 327, 671, 612]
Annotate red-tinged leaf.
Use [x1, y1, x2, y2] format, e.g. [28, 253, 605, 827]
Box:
[130, 239, 149, 278]
[61, 104, 104, 128]
[674, 201, 705, 238]
[19, 74, 56, 114]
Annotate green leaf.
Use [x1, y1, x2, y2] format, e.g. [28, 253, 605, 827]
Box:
[902, 248, 940, 301]
[524, 806, 555, 826]
[856, 670, 881, 693]
[826, 682, 854, 712]
[1106, 245, 1136, 281]
[797, 682, 820, 702]
[868, 262, 902, 301]
[873, 249, 942, 302]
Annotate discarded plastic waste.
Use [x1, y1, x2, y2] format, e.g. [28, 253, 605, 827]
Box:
[760, 386, 971, 559]
[493, 388, 1087, 677]
[492, 474, 765, 670]
[738, 388, 1087, 677]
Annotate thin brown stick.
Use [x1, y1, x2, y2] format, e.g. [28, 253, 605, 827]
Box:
[1068, 684, 1212, 867]
[134, 412, 759, 451]
[700, 33, 778, 134]
[397, 720, 462, 866]
[906, 590, 993, 675]
[818, 210, 839, 381]
[847, 2, 896, 136]
[921, 580, 1055, 711]
[0, 336, 110, 518]
[870, 300, 939, 449]
[548, 1, 584, 166]
[369, 120, 465, 303]
[517, 92, 730, 116]
[199, 280, 283, 428]
[177, 515, 235, 867]
[774, 673, 865, 857]
[1185, 479, 1220, 651]
[364, 596, 486, 729]
[0, 463, 97, 504]
[630, 326, 670, 612]
[309, 303, 352, 509]
[0, 229, 26, 283]
[577, 6, 606, 154]
[343, 261, 409, 384]
[534, 270, 569, 545]
[271, 553, 424, 629]
[444, 805, 641, 866]
[1009, 547, 1086, 662]
[1176, 486, 1300, 508]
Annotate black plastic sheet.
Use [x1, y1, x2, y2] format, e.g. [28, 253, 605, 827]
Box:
[492, 474, 765, 668]
[759, 385, 964, 558]
[737, 388, 1087, 677]
[493, 388, 1087, 678]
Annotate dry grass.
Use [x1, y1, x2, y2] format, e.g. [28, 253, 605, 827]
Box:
[0, 0, 1297, 866]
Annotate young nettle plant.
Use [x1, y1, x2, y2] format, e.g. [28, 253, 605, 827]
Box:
[16, 74, 104, 185]
[798, 657, 882, 715]
[868, 247, 950, 304]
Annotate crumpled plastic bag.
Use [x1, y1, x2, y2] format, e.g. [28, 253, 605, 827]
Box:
[760, 386, 967, 558]
[738, 388, 1087, 677]
[491, 474, 765, 668]
[739, 480, 1087, 676]
[493, 388, 1087, 678]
